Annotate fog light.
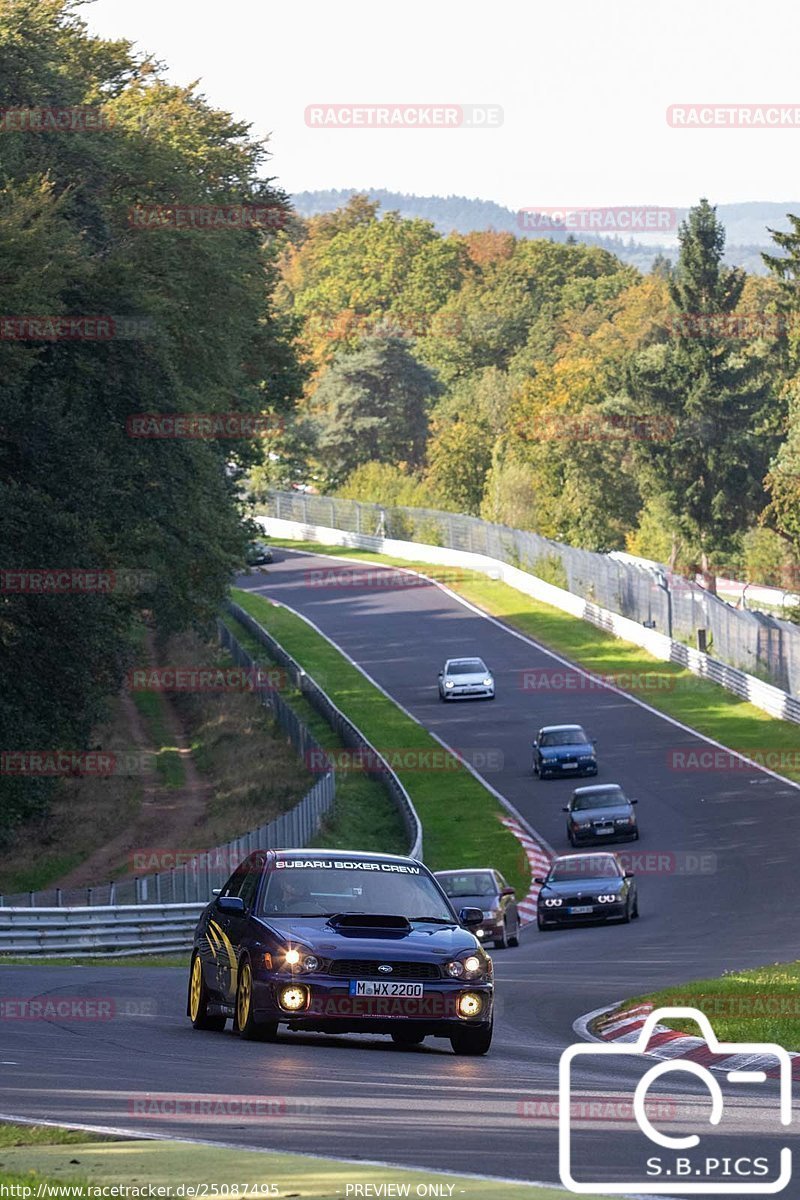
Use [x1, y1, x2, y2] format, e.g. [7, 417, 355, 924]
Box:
[457, 992, 483, 1019]
[279, 985, 308, 1011]
[476, 928, 485, 938]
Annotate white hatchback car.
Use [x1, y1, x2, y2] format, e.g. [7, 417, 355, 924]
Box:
[438, 657, 495, 701]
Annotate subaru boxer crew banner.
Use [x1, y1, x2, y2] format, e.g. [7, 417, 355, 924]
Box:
[187, 849, 494, 1055]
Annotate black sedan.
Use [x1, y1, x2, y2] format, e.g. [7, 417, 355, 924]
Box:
[536, 852, 638, 930]
[188, 848, 494, 1055]
[434, 868, 520, 949]
[532, 724, 597, 779]
[563, 784, 639, 846]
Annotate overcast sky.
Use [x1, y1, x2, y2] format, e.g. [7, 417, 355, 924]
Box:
[86, 0, 800, 212]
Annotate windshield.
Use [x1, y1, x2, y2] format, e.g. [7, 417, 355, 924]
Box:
[573, 790, 626, 811]
[259, 860, 454, 920]
[447, 660, 486, 675]
[438, 871, 496, 898]
[540, 729, 588, 747]
[548, 856, 620, 882]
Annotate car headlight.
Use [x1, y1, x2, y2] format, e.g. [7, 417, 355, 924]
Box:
[483, 677, 493, 686]
[446, 953, 487, 979]
[597, 894, 619, 903]
[445, 680, 454, 688]
[482, 909, 499, 920]
[283, 948, 320, 971]
[543, 897, 563, 908]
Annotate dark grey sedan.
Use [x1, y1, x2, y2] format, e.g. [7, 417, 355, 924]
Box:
[563, 783, 639, 846]
[536, 852, 639, 930]
[435, 868, 520, 949]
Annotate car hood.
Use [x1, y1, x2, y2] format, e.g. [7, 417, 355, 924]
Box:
[253, 914, 479, 959]
[571, 804, 632, 820]
[540, 742, 594, 758]
[446, 672, 489, 684]
[540, 875, 623, 895]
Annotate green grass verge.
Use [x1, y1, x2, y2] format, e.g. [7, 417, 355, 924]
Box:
[266, 539, 800, 784]
[0, 1123, 626, 1199]
[221, 616, 407, 855]
[231, 590, 531, 895]
[602, 961, 800, 1051]
[130, 690, 186, 788]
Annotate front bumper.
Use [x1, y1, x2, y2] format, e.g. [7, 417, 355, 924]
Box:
[540, 758, 597, 777]
[442, 685, 494, 700]
[252, 972, 494, 1034]
[570, 825, 637, 844]
[538, 901, 627, 924]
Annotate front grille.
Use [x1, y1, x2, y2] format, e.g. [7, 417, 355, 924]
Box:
[329, 959, 441, 980]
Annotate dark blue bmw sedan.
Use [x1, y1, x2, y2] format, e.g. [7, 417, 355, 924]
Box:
[188, 849, 494, 1054]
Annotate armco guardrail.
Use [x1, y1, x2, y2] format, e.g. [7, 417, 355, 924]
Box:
[0, 903, 204, 958]
[260, 512, 800, 728]
[225, 601, 423, 859]
[263, 489, 800, 698]
[0, 623, 336, 911]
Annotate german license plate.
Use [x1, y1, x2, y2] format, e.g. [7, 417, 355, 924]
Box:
[349, 981, 424, 997]
[562, 761, 578, 769]
[569, 905, 593, 915]
[595, 825, 614, 835]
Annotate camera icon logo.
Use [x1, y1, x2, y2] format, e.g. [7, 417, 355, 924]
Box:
[559, 1006, 792, 1194]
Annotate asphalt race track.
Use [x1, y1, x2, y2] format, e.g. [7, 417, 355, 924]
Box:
[2, 547, 799, 1195]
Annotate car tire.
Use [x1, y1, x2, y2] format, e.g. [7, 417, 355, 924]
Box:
[391, 1026, 426, 1047]
[450, 1021, 492, 1056]
[537, 914, 551, 931]
[508, 917, 520, 948]
[235, 959, 278, 1042]
[568, 830, 576, 846]
[622, 897, 633, 924]
[632, 894, 640, 919]
[188, 952, 227, 1031]
[493, 920, 509, 950]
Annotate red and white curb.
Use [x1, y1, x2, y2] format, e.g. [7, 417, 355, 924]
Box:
[583, 1001, 800, 1079]
[501, 816, 553, 924]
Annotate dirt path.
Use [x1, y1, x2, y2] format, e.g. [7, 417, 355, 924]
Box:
[54, 631, 212, 888]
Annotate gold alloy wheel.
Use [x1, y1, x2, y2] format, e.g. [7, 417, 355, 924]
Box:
[189, 956, 202, 1021]
[237, 961, 252, 1030]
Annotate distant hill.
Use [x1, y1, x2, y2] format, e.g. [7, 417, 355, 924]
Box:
[290, 189, 798, 274]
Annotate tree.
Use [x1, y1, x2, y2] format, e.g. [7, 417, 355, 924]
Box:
[310, 337, 439, 489]
[0, 0, 301, 841]
[623, 200, 777, 587]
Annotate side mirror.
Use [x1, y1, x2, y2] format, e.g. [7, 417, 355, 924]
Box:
[562, 806, 570, 812]
[500, 887, 515, 898]
[531, 741, 538, 748]
[458, 906, 483, 928]
[630, 798, 638, 805]
[211, 888, 221, 896]
[623, 872, 634, 880]
[534, 877, 545, 886]
[217, 895, 246, 914]
[592, 739, 598, 747]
